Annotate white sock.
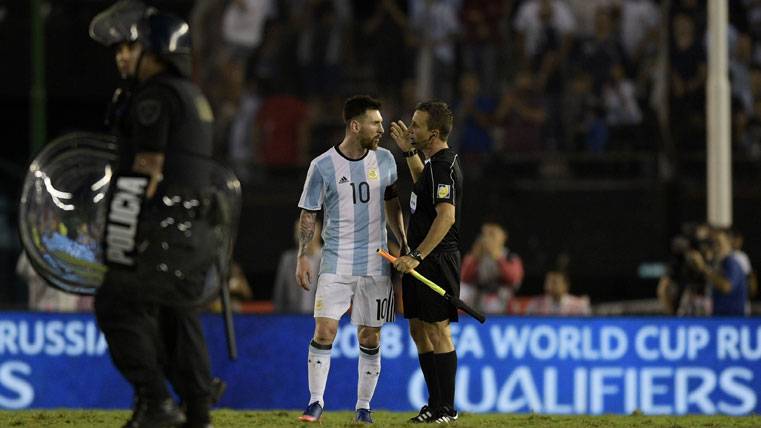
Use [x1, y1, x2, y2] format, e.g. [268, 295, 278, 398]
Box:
[356, 345, 381, 410]
[308, 340, 332, 407]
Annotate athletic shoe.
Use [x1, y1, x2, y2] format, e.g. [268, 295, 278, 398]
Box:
[298, 401, 323, 422]
[433, 406, 459, 424]
[408, 405, 435, 423]
[355, 408, 374, 424]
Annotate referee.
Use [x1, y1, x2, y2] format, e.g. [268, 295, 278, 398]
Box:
[390, 101, 463, 424]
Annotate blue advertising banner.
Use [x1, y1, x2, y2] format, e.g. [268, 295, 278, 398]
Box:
[0, 313, 760, 415]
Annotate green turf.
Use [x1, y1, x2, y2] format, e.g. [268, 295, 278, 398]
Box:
[0, 410, 759, 427]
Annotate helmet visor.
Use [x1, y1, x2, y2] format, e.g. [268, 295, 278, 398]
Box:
[89, 0, 151, 46]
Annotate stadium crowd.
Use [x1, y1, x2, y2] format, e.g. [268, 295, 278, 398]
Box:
[2, 0, 760, 316]
[192, 0, 761, 175]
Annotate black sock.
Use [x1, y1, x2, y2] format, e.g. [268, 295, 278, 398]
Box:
[434, 350, 457, 409]
[418, 351, 440, 409]
[310, 339, 332, 350]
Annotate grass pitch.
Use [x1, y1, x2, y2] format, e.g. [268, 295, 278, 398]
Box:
[1, 410, 760, 427]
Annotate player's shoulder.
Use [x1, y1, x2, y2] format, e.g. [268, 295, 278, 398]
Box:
[312, 146, 337, 163]
[374, 147, 396, 163]
[306, 146, 338, 170]
[375, 146, 393, 157]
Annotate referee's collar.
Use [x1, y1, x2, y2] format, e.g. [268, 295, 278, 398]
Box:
[428, 147, 450, 160]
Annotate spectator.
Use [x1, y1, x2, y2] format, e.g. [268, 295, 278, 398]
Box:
[408, 0, 460, 103]
[17, 252, 88, 312]
[513, 0, 576, 149]
[603, 62, 643, 150]
[209, 262, 253, 313]
[563, 69, 607, 152]
[731, 33, 754, 117]
[525, 270, 591, 316]
[228, 77, 263, 181]
[572, 6, 627, 94]
[452, 72, 497, 163]
[461, 223, 524, 314]
[565, 0, 613, 38]
[252, 79, 312, 168]
[670, 12, 706, 150]
[296, 0, 350, 100]
[190, 0, 227, 87]
[356, 0, 413, 97]
[616, 0, 661, 130]
[221, 0, 277, 65]
[460, 0, 506, 94]
[618, 0, 661, 67]
[496, 68, 547, 152]
[738, 94, 761, 159]
[688, 228, 748, 316]
[272, 219, 322, 313]
[512, 0, 576, 61]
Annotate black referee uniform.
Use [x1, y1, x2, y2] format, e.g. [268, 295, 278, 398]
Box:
[402, 148, 463, 322]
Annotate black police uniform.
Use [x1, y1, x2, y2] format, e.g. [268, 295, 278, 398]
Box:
[94, 70, 216, 423]
[403, 148, 464, 322]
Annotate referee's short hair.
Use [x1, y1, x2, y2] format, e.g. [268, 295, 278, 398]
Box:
[415, 100, 454, 140]
[344, 95, 382, 123]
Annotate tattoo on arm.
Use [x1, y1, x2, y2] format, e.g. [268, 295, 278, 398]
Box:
[298, 211, 317, 256]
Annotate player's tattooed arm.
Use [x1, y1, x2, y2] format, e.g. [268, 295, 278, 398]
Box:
[296, 209, 318, 290]
[297, 210, 318, 257]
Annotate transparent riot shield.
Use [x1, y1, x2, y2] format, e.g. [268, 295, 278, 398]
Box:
[19, 132, 117, 295]
[18, 132, 242, 306]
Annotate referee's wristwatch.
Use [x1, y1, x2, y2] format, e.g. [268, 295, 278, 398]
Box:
[402, 148, 418, 158]
[408, 249, 424, 263]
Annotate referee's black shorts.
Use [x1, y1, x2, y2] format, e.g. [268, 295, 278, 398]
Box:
[402, 251, 460, 323]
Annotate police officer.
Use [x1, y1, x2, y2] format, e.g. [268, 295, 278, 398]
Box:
[389, 101, 464, 423]
[89, 2, 216, 427]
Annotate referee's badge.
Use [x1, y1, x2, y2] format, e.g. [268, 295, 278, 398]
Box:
[437, 184, 451, 199]
[410, 192, 417, 213]
[367, 168, 379, 180]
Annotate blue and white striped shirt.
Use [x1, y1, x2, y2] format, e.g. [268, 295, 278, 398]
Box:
[298, 145, 397, 277]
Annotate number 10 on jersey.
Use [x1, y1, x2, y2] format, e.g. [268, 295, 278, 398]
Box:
[350, 181, 370, 204]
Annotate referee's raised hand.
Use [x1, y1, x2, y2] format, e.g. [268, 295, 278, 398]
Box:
[390, 120, 412, 152]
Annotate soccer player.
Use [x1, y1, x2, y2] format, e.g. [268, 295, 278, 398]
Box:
[296, 95, 408, 424]
[389, 101, 463, 423]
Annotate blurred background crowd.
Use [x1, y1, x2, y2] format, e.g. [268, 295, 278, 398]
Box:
[0, 0, 759, 316]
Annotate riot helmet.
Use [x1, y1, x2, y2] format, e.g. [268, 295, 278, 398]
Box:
[89, 0, 192, 77]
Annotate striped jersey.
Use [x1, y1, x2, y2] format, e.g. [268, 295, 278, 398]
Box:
[298, 145, 398, 276]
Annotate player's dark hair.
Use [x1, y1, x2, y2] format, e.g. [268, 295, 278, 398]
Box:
[415, 100, 453, 140]
[343, 95, 382, 123]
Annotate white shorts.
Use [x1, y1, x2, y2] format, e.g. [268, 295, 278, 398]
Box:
[313, 273, 394, 327]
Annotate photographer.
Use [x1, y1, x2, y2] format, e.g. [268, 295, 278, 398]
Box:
[689, 228, 749, 316]
[657, 224, 711, 315]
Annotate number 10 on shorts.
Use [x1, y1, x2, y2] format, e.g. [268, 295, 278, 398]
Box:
[376, 298, 390, 321]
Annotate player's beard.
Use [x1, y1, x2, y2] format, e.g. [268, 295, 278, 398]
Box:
[361, 135, 381, 151]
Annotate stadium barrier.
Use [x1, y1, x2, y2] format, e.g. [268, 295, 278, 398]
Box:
[0, 312, 759, 415]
